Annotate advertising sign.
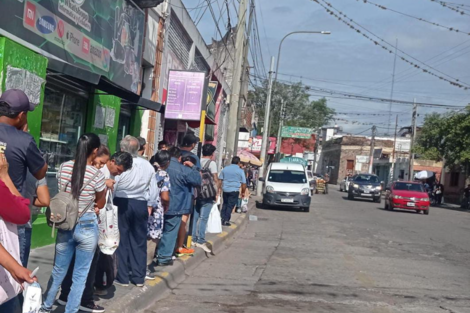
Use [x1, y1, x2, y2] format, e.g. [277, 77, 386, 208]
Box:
[0, 0, 145, 93]
[281, 126, 313, 139]
[166, 70, 206, 121]
[356, 155, 368, 163]
[280, 157, 308, 167]
[250, 136, 276, 155]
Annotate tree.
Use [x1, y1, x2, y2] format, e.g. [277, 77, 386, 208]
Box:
[248, 81, 335, 137]
[416, 108, 470, 168]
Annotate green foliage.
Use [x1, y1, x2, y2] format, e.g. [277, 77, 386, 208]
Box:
[416, 108, 470, 167]
[248, 81, 335, 136]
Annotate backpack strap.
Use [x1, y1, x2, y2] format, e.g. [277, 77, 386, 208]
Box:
[203, 160, 212, 170]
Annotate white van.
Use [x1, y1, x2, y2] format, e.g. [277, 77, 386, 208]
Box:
[260, 162, 311, 212]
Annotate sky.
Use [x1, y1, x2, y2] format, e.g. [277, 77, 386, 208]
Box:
[181, 0, 470, 135]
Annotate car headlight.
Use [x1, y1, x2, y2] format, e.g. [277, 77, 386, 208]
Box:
[301, 188, 310, 195]
[376, 186, 382, 191]
[392, 195, 403, 199]
[353, 184, 359, 188]
[266, 186, 275, 193]
[419, 197, 429, 201]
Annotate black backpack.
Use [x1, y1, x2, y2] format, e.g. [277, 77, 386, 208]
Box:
[198, 160, 217, 200]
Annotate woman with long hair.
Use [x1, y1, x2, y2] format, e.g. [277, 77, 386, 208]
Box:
[41, 133, 106, 313]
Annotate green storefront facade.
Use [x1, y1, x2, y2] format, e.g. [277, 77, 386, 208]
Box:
[0, 36, 143, 248]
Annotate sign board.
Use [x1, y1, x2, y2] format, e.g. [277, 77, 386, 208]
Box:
[356, 155, 368, 163]
[166, 70, 206, 121]
[250, 136, 276, 155]
[281, 126, 313, 139]
[280, 157, 307, 167]
[0, 0, 145, 93]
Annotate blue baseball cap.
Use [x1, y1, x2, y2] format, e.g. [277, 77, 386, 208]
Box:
[0, 89, 34, 113]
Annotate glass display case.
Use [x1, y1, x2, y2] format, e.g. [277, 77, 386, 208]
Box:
[40, 82, 88, 196]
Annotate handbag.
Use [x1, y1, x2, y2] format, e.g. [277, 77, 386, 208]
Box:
[206, 203, 222, 234]
[0, 217, 22, 305]
[98, 190, 120, 255]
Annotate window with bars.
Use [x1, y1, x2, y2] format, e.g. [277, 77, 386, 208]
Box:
[193, 49, 210, 74]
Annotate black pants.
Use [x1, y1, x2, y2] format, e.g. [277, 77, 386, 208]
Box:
[94, 252, 115, 290]
[60, 248, 99, 305]
[221, 191, 239, 222]
[114, 197, 148, 285]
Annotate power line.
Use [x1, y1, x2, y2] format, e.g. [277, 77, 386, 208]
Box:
[359, 0, 470, 35]
[428, 0, 470, 16]
[313, 0, 470, 89]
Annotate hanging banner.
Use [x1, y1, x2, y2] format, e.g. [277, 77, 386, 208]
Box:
[0, 0, 145, 93]
[166, 70, 207, 121]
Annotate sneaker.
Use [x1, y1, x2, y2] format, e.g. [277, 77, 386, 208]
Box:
[145, 270, 156, 280]
[157, 260, 174, 266]
[175, 246, 194, 257]
[57, 299, 67, 306]
[79, 303, 105, 313]
[223, 221, 231, 227]
[113, 280, 129, 287]
[135, 283, 144, 287]
[94, 288, 107, 296]
[195, 242, 212, 253]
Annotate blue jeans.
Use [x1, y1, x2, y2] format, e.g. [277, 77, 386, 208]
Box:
[157, 215, 182, 264]
[18, 226, 32, 267]
[222, 191, 239, 222]
[192, 199, 214, 244]
[41, 213, 98, 313]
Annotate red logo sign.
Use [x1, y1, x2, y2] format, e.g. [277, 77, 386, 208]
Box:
[57, 20, 65, 38]
[82, 37, 90, 54]
[25, 2, 36, 28]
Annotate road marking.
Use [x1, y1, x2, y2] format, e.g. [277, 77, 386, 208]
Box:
[229, 224, 237, 229]
[146, 272, 169, 286]
[217, 231, 228, 238]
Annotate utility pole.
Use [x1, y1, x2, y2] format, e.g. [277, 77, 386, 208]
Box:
[368, 125, 377, 174]
[390, 115, 398, 182]
[257, 57, 275, 196]
[312, 127, 321, 172]
[234, 1, 255, 153]
[275, 98, 285, 155]
[225, 0, 248, 160]
[409, 99, 418, 180]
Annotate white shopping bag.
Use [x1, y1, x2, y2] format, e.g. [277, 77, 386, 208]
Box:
[0, 217, 22, 305]
[98, 190, 120, 255]
[241, 198, 249, 213]
[206, 203, 222, 234]
[22, 282, 42, 313]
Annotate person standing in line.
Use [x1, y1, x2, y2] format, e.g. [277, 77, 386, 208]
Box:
[146, 150, 171, 273]
[175, 133, 201, 256]
[40, 133, 106, 313]
[137, 137, 147, 157]
[192, 144, 218, 253]
[157, 147, 201, 266]
[113, 136, 156, 287]
[218, 157, 247, 226]
[150, 140, 169, 171]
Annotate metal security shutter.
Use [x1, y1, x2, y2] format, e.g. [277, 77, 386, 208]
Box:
[194, 49, 210, 74]
[168, 12, 192, 68]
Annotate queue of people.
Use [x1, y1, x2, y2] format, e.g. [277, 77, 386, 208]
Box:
[0, 88, 249, 313]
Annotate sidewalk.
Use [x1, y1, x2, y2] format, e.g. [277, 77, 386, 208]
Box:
[23, 197, 259, 313]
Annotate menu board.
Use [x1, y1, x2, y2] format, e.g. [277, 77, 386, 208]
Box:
[165, 70, 206, 121]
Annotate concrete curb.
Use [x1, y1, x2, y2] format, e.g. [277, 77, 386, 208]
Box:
[105, 200, 254, 313]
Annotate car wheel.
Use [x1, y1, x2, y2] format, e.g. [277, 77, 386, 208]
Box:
[348, 192, 354, 200]
[303, 207, 310, 213]
[424, 208, 430, 215]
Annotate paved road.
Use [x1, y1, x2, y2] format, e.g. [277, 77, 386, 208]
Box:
[143, 189, 470, 313]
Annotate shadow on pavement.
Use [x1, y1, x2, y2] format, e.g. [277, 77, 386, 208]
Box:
[255, 201, 305, 213]
[341, 196, 377, 204]
[375, 207, 426, 215]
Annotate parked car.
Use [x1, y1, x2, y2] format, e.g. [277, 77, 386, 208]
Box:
[260, 162, 311, 212]
[339, 176, 353, 192]
[384, 181, 430, 215]
[348, 174, 382, 203]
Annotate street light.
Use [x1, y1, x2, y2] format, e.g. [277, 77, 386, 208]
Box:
[270, 31, 331, 155]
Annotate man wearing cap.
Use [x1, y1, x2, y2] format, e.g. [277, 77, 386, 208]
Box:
[180, 133, 201, 169]
[0, 89, 47, 191]
[0, 89, 47, 311]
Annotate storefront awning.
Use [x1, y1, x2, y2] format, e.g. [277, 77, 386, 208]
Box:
[47, 58, 163, 113]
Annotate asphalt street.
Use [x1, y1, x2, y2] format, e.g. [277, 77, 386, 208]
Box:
[143, 188, 470, 313]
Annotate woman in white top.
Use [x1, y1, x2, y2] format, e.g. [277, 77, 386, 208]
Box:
[41, 133, 106, 313]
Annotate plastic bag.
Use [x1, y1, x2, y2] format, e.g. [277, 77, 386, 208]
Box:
[22, 282, 42, 313]
[98, 190, 120, 255]
[0, 217, 22, 305]
[206, 203, 222, 234]
[241, 198, 249, 213]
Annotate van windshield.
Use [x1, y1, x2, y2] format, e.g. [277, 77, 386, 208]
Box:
[268, 170, 307, 184]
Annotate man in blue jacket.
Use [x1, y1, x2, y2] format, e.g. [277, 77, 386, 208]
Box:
[157, 146, 201, 266]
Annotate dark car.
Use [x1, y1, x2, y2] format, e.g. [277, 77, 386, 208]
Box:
[348, 174, 382, 203]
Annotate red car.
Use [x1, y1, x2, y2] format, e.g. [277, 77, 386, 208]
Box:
[384, 181, 430, 215]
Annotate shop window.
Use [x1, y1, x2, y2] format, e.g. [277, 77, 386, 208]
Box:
[117, 103, 132, 144]
[399, 170, 405, 179]
[40, 80, 89, 196]
[450, 172, 460, 187]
